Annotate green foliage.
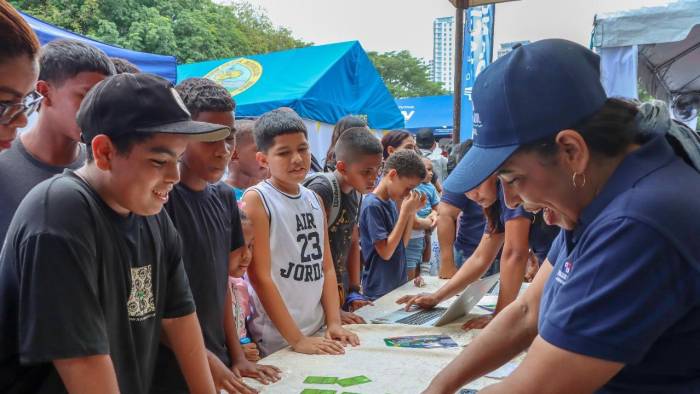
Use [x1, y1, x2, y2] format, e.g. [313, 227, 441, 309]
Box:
[11, 0, 309, 63]
[368, 50, 447, 99]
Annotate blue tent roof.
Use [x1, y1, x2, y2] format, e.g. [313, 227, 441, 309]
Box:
[177, 41, 404, 130]
[395, 95, 456, 138]
[21, 11, 177, 83]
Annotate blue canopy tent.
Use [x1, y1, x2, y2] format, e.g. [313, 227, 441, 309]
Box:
[177, 41, 404, 160]
[592, 0, 700, 128]
[395, 95, 454, 138]
[21, 11, 177, 82]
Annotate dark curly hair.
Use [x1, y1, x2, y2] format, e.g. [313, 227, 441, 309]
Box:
[175, 77, 236, 116]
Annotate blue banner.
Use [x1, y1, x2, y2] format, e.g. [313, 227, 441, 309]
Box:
[460, 5, 495, 141]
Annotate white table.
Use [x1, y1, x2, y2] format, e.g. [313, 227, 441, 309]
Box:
[243, 276, 522, 393]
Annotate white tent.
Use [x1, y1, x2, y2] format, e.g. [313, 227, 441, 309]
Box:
[592, 0, 700, 128]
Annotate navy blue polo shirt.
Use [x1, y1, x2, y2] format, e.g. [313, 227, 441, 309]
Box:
[491, 183, 558, 263]
[441, 191, 485, 257]
[359, 193, 408, 300]
[539, 136, 700, 392]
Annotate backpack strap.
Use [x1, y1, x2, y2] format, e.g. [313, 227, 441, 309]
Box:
[321, 172, 342, 226]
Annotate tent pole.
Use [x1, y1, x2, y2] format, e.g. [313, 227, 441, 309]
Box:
[452, 1, 467, 144]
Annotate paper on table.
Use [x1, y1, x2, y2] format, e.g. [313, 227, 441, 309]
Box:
[485, 361, 519, 379]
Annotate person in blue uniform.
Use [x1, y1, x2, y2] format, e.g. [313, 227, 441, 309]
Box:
[423, 39, 700, 394]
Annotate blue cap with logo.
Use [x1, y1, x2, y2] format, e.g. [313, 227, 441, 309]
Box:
[443, 39, 608, 194]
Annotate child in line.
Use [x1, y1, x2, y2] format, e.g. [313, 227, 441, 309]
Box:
[225, 119, 269, 201]
[305, 127, 383, 323]
[406, 157, 440, 286]
[243, 109, 359, 356]
[229, 206, 270, 365]
[359, 150, 427, 300]
[151, 77, 280, 394]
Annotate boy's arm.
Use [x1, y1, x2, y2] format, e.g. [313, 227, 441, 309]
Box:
[54, 356, 119, 394]
[403, 213, 416, 246]
[347, 226, 362, 291]
[373, 193, 421, 260]
[315, 196, 360, 346]
[161, 313, 216, 394]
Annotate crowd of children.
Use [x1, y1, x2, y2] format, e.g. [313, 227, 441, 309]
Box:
[0, 3, 569, 393]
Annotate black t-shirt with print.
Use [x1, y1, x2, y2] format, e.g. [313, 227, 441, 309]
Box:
[0, 170, 195, 394]
[151, 182, 244, 393]
[305, 174, 359, 292]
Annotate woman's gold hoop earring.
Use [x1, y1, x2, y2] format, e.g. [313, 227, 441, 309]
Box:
[572, 172, 587, 189]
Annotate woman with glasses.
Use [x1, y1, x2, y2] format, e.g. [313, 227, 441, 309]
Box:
[0, 2, 42, 152]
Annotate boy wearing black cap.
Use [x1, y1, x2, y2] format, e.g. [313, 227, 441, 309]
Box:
[0, 73, 229, 393]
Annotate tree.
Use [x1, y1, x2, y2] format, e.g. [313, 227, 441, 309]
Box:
[368, 50, 447, 98]
[11, 0, 309, 63]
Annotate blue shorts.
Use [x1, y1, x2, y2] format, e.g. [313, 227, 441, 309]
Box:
[454, 247, 499, 277]
[405, 237, 425, 270]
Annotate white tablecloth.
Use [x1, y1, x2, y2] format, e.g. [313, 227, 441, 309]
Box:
[242, 276, 523, 393]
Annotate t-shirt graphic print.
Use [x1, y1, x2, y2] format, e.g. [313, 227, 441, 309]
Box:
[128, 265, 156, 321]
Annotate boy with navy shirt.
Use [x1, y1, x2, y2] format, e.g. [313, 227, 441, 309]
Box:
[151, 78, 279, 393]
[0, 73, 226, 393]
[360, 150, 426, 300]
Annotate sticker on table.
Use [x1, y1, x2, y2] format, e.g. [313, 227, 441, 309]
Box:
[337, 375, 372, 387]
[301, 389, 337, 394]
[304, 376, 339, 385]
[384, 335, 458, 349]
[458, 389, 479, 394]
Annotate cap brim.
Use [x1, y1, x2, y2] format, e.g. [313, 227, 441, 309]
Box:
[443, 144, 518, 194]
[136, 120, 231, 142]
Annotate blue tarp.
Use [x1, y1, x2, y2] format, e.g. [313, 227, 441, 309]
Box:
[21, 11, 177, 83]
[177, 41, 404, 130]
[395, 95, 454, 138]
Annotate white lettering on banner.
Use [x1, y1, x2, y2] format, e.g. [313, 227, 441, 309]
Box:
[401, 110, 415, 121]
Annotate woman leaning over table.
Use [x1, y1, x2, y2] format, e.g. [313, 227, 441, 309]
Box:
[424, 38, 700, 394]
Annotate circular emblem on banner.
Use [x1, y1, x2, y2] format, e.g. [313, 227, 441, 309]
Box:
[204, 58, 263, 96]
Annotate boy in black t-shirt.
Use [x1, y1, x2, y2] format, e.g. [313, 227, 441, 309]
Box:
[304, 127, 382, 323]
[0, 73, 230, 394]
[151, 78, 280, 394]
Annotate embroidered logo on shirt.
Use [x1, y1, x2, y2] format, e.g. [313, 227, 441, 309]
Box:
[127, 265, 156, 321]
[556, 260, 573, 285]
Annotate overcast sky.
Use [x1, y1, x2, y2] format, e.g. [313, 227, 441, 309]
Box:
[238, 0, 675, 60]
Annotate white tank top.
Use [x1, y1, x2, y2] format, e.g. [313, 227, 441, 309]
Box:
[246, 180, 326, 355]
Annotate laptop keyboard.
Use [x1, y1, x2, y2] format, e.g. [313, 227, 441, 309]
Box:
[396, 307, 447, 325]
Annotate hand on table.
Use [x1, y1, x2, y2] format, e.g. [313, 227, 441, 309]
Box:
[413, 275, 426, 288]
[209, 354, 257, 394]
[347, 299, 373, 312]
[461, 314, 494, 331]
[340, 309, 366, 324]
[396, 292, 439, 311]
[233, 359, 282, 385]
[242, 342, 260, 362]
[292, 335, 345, 355]
[325, 324, 360, 347]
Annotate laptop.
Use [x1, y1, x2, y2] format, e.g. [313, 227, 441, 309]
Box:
[371, 274, 499, 327]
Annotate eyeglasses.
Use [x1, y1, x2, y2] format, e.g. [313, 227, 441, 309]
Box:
[0, 91, 44, 125]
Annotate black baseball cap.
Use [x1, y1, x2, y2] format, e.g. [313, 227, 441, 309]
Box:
[77, 73, 231, 143]
[415, 128, 435, 149]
